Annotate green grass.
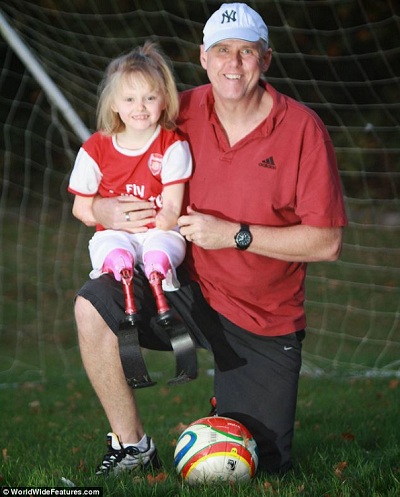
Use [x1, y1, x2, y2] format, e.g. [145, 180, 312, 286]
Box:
[1, 348, 399, 496]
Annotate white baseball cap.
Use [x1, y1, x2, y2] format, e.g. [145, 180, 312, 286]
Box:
[203, 3, 269, 51]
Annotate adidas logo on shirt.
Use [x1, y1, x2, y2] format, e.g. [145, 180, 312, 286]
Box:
[259, 156, 276, 169]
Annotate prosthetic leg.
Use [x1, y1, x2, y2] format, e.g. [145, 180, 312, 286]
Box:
[147, 268, 198, 385]
[103, 249, 156, 389]
[144, 250, 198, 385]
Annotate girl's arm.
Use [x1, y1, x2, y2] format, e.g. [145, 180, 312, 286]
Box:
[156, 183, 185, 231]
[72, 195, 97, 226]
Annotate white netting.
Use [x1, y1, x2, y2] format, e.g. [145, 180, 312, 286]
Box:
[1, 0, 399, 381]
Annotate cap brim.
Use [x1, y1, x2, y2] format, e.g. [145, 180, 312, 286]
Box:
[204, 28, 261, 51]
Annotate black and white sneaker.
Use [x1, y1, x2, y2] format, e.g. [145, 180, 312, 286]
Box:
[95, 432, 162, 476]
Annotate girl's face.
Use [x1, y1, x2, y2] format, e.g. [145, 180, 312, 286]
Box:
[112, 74, 166, 133]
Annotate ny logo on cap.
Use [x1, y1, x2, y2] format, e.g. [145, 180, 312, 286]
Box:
[221, 9, 237, 24]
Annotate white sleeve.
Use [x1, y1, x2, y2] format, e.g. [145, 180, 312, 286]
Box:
[68, 148, 103, 195]
[161, 140, 192, 185]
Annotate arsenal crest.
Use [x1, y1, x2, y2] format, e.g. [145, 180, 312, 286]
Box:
[148, 153, 163, 175]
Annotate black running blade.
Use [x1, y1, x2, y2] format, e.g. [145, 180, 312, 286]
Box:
[117, 316, 156, 389]
[157, 312, 198, 385]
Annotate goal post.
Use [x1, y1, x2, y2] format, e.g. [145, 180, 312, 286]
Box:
[0, 10, 90, 143]
[0, 1, 399, 382]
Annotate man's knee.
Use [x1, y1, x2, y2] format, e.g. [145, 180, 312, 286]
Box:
[74, 295, 93, 325]
[74, 295, 107, 338]
[74, 295, 118, 350]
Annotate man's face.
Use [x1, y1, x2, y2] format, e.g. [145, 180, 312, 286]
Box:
[200, 39, 272, 102]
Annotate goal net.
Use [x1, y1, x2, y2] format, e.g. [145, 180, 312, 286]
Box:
[1, 0, 399, 383]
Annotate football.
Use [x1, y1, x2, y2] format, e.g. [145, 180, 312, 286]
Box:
[174, 416, 258, 485]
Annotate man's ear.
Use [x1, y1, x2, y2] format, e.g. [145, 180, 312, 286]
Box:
[261, 48, 273, 73]
[199, 44, 207, 70]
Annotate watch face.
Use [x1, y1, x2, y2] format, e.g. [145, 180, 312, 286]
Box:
[236, 230, 251, 249]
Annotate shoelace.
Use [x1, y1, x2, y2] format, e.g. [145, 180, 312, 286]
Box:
[97, 448, 125, 472]
[98, 444, 146, 473]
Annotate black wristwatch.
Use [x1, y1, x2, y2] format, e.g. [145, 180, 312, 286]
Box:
[234, 224, 253, 250]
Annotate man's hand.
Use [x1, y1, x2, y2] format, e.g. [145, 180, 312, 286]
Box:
[92, 196, 156, 233]
[178, 206, 235, 250]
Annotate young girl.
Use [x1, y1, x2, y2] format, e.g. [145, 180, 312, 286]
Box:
[68, 42, 192, 321]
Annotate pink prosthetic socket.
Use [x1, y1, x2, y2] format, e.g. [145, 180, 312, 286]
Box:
[143, 250, 171, 279]
[102, 248, 134, 282]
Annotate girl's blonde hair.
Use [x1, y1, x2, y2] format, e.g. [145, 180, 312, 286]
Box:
[97, 41, 179, 134]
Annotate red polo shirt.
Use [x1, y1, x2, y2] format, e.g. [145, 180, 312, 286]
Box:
[178, 82, 347, 336]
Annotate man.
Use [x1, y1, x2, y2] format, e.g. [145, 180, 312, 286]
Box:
[74, 2, 347, 476]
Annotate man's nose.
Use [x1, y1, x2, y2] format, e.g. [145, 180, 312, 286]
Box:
[229, 51, 243, 66]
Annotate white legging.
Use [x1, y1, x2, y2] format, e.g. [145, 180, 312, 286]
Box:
[88, 228, 186, 290]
